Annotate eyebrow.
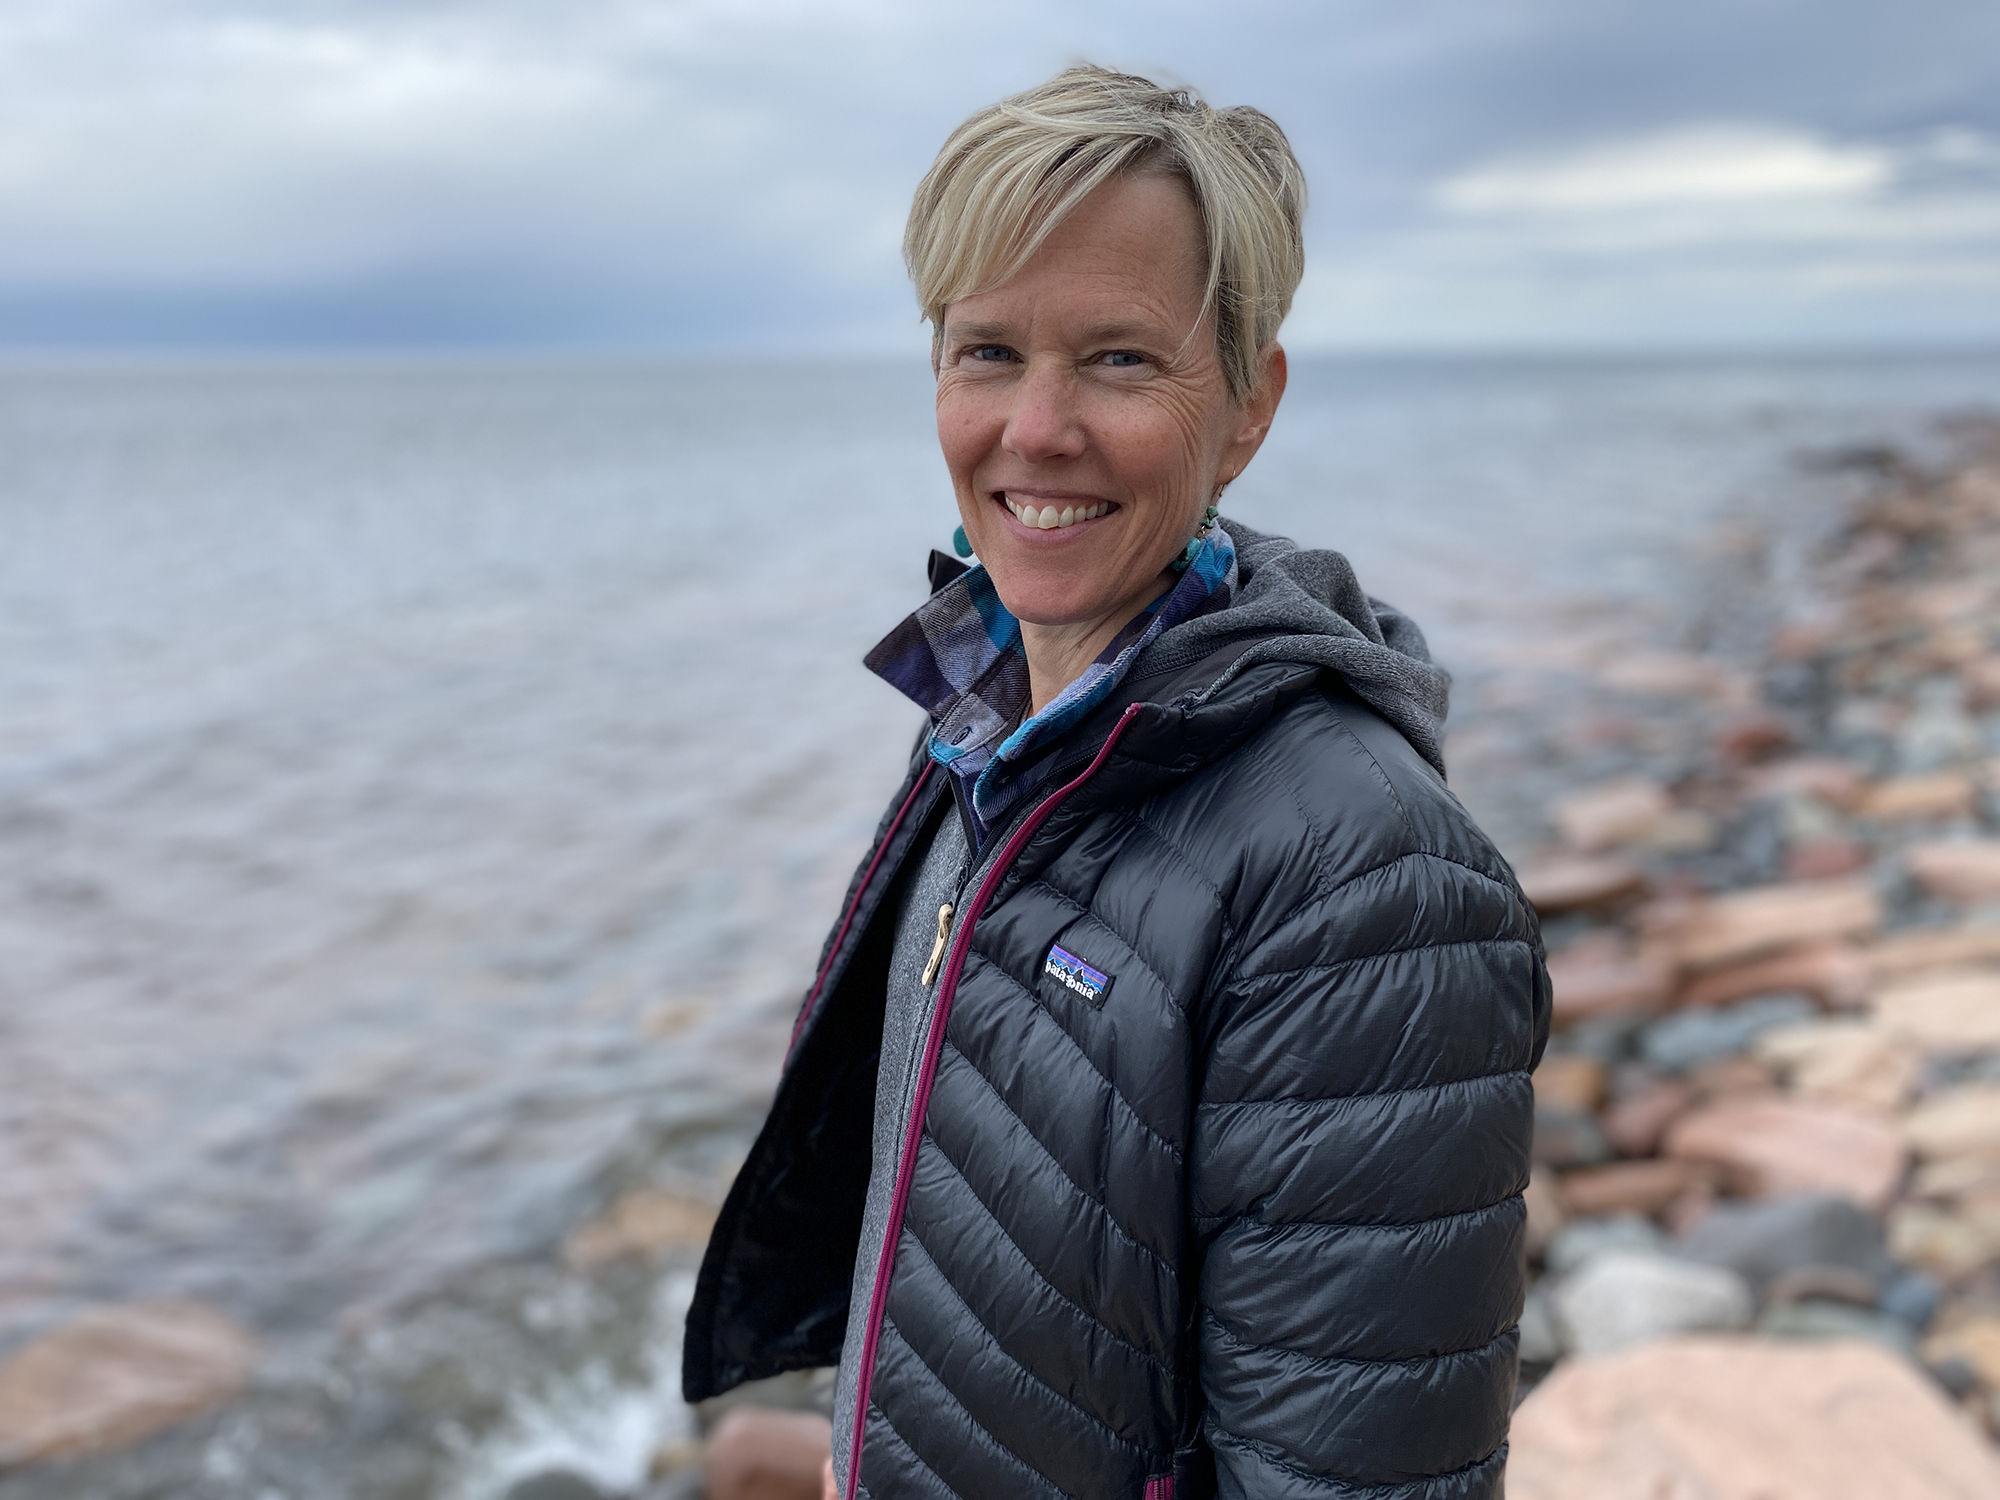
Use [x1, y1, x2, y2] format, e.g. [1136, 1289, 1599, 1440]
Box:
[941, 318, 1179, 347]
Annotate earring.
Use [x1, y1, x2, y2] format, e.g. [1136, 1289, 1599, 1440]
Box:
[952, 524, 973, 559]
[1168, 504, 1221, 574]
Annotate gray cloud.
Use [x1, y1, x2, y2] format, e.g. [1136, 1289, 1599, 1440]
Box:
[1, 0, 1996, 349]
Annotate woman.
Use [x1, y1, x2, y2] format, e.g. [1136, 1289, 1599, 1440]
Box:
[685, 66, 1548, 1500]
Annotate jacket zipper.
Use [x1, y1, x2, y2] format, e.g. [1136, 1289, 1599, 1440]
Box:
[844, 704, 1144, 1493]
[786, 762, 935, 1061]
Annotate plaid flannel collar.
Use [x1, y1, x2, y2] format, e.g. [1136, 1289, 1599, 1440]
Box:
[865, 525, 1237, 846]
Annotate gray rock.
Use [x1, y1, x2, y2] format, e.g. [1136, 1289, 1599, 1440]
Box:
[1898, 679, 1982, 773]
[1545, 1213, 1667, 1277]
[1640, 993, 1818, 1073]
[1673, 1194, 1893, 1295]
[1519, 1282, 1565, 1366]
[1532, 1105, 1612, 1169]
[1758, 1299, 1919, 1355]
[1880, 1271, 1943, 1333]
[1552, 1250, 1754, 1357]
[504, 1472, 614, 1500]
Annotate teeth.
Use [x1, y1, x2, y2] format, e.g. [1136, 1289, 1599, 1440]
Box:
[1000, 496, 1112, 529]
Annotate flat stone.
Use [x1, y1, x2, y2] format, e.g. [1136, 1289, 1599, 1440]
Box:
[1520, 1282, 1566, 1365]
[1641, 993, 1817, 1073]
[1554, 778, 1675, 851]
[1597, 652, 1738, 700]
[1520, 855, 1650, 917]
[562, 1188, 718, 1270]
[1888, 1202, 2000, 1279]
[1524, 1167, 1568, 1260]
[1873, 970, 2000, 1051]
[1507, 1335, 2000, 1500]
[1560, 1160, 1713, 1219]
[1677, 942, 1871, 1011]
[1744, 756, 1869, 809]
[1923, 1315, 2000, 1387]
[1546, 944, 1671, 1020]
[1754, 1018, 1922, 1111]
[1763, 1265, 1881, 1309]
[0, 1300, 257, 1466]
[1785, 838, 1870, 879]
[1908, 841, 2000, 902]
[1551, 1251, 1752, 1357]
[1867, 922, 2000, 981]
[1684, 1052, 1781, 1099]
[1856, 772, 1979, 821]
[1641, 879, 1884, 971]
[1533, 1054, 1608, 1113]
[1903, 1083, 2000, 1160]
[1534, 1106, 1613, 1169]
[1546, 1213, 1667, 1277]
[1664, 1098, 1908, 1212]
[1602, 1077, 1697, 1156]
[1757, 1299, 1918, 1354]
[1672, 1194, 1893, 1294]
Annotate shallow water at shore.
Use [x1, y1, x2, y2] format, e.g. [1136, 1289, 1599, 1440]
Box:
[4, 350, 2000, 1495]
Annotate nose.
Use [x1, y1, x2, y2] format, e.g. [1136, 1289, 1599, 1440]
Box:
[1001, 356, 1086, 465]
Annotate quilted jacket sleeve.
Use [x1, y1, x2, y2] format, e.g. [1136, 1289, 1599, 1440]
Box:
[1191, 828, 1546, 1498]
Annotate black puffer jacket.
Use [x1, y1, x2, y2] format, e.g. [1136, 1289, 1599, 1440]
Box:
[685, 555, 1550, 1498]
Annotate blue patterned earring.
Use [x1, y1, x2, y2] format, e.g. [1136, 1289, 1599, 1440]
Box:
[1168, 504, 1221, 574]
[952, 524, 973, 558]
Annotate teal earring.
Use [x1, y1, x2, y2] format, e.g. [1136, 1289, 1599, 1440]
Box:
[952, 524, 973, 558]
[1168, 504, 1221, 574]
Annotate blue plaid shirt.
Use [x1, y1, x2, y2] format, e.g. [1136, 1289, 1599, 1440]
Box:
[865, 525, 1238, 846]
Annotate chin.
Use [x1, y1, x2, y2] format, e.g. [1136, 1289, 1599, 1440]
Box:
[983, 564, 1120, 629]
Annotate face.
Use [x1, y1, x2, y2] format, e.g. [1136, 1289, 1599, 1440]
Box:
[935, 171, 1285, 632]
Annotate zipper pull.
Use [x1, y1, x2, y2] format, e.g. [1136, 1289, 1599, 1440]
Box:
[921, 903, 954, 986]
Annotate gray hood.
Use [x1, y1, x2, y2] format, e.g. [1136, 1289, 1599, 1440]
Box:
[1147, 516, 1452, 775]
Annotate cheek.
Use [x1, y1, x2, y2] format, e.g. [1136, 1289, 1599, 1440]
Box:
[935, 390, 996, 482]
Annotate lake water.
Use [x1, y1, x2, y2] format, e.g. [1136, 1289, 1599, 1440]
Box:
[4, 350, 2000, 1496]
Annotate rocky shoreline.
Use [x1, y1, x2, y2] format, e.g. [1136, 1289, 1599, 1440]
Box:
[1502, 416, 2000, 1493]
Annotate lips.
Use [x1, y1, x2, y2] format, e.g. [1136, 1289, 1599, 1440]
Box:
[998, 493, 1114, 531]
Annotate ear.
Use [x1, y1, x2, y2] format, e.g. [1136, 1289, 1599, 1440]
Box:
[1218, 343, 1288, 486]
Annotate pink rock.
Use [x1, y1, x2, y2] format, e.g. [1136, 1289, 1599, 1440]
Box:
[1663, 1097, 1907, 1212]
[1907, 841, 2000, 902]
[1559, 1159, 1713, 1219]
[1855, 772, 1978, 821]
[1518, 855, 1649, 917]
[1675, 941, 1870, 1011]
[1640, 879, 1883, 971]
[1552, 779, 1673, 851]
[1508, 1335, 2000, 1499]
[0, 1301, 256, 1466]
[1741, 756, 1868, 810]
[1545, 943, 1672, 1023]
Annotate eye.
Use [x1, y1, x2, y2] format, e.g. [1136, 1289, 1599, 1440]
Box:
[967, 344, 1015, 363]
[1101, 350, 1146, 368]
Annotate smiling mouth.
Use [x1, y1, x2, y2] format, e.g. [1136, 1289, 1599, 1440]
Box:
[997, 492, 1116, 531]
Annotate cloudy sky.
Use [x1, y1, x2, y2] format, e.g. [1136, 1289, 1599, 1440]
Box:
[2, 0, 1997, 352]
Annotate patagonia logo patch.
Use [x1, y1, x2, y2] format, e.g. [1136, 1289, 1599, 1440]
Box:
[1044, 943, 1110, 1004]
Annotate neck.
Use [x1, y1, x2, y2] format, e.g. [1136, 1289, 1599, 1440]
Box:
[1019, 567, 1177, 714]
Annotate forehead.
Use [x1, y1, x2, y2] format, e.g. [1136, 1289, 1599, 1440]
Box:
[944, 172, 1208, 335]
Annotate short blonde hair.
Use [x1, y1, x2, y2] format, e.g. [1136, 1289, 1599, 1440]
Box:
[905, 65, 1306, 403]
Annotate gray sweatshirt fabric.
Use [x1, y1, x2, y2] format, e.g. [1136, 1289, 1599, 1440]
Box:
[827, 519, 1452, 1490]
[829, 809, 967, 1489]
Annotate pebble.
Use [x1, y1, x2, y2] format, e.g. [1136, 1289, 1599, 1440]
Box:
[1756, 1299, 1919, 1355]
[1906, 840, 2000, 902]
[1553, 778, 1673, 851]
[1532, 1054, 1608, 1113]
[1924, 1316, 2000, 1389]
[1866, 921, 2000, 981]
[1532, 1106, 1613, 1169]
[562, 1187, 719, 1270]
[1857, 771, 1979, 821]
[1673, 1194, 1893, 1294]
[1544, 942, 1671, 1020]
[1544, 1214, 1666, 1277]
[1519, 1283, 1566, 1365]
[1664, 1097, 1907, 1211]
[1753, 1017, 1922, 1111]
[1559, 1159, 1711, 1219]
[1641, 878, 1884, 971]
[1550, 1251, 1753, 1357]
[0, 1300, 257, 1466]
[1639, 993, 1818, 1073]
[1519, 855, 1650, 918]
[1677, 941, 1872, 1011]
[1508, 1336, 2000, 1498]
[1600, 1077, 1696, 1156]
[1901, 1083, 2000, 1160]
[1887, 1202, 2000, 1279]
[1872, 971, 2000, 1051]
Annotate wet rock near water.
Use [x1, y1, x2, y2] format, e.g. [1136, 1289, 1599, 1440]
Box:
[1508, 420, 2000, 1480]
